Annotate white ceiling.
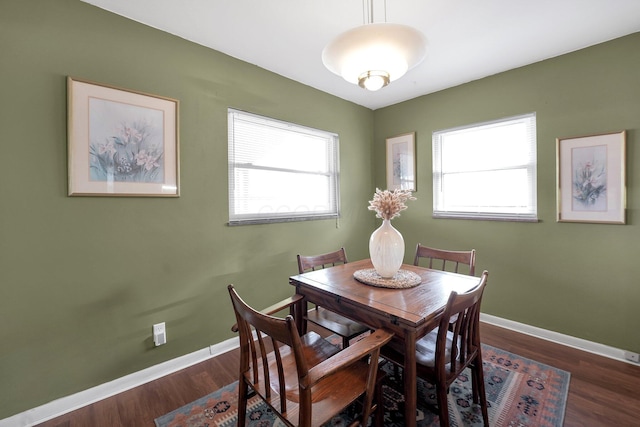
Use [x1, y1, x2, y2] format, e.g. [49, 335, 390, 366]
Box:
[81, 0, 640, 110]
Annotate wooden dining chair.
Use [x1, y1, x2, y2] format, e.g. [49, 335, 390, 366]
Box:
[228, 284, 393, 427]
[297, 248, 369, 348]
[381, 271, 490, 427]
[413, 243, 476, 276]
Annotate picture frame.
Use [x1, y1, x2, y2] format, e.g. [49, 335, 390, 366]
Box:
[67, 77, 179, 197]
[556, 130, 626, 224]
[386, 132, 416, 191]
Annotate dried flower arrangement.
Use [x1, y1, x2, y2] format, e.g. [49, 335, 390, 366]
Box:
[368, 188, 416, 221]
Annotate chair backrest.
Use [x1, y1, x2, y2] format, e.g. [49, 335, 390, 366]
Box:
[413, 243, 476, 275]
[297, 247, 348, 274]
[434, 270, 488, 384]
[228, 285, 305, 416]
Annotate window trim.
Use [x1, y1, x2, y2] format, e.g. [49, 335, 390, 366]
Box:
[432, 112, 538, 222]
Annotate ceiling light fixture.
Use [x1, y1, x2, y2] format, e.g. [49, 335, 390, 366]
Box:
[322, 0, 427, 91]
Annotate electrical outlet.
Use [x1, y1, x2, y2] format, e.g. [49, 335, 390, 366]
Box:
[624, 351, 639, 363]
[153, 322, 166, 346]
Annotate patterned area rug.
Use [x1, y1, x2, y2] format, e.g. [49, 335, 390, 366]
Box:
[155, 344, 570, 427]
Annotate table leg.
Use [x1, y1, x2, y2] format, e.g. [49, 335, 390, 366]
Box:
[291, 297, 303, 335]
[404, 330, 417, 427]
[299, 297, 308, 335]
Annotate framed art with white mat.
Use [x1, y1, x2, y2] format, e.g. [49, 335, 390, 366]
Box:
[386, 132, 416, 191]
[67, 77, 179, 197]
[556, 130, 625, 224]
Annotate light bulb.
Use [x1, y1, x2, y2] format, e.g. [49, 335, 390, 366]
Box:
[358, 71, 390, 91]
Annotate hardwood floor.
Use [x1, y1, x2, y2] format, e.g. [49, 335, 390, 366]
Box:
[480, 323, 640, 427]
[36, 322, 640, 427]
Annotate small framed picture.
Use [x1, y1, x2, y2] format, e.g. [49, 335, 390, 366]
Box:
[556, 130, 626, 224]
[67, 77, 180, 197]
[386, 132, 416, 191]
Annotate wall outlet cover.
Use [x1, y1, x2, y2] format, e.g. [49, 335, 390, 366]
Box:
[153, 322, 166, 346]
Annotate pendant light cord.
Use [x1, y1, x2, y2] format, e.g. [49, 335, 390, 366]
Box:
[363, 0, 387, 24]
[363, 0, 370, 25]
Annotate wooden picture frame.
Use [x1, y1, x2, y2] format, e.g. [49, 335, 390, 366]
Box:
[67, 77, 179, 197]
[556, 130, 626, 224]
[386, 132, 416, 191]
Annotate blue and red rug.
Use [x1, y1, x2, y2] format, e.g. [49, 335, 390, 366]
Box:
[155, 343, 570, 427]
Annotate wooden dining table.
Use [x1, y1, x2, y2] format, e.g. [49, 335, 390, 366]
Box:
[289, 258, 482, 427]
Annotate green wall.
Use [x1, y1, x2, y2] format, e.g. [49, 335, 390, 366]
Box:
[0, 0, 376, 418]
[374, 32, 640, 355]
[1, 0, 639, 420]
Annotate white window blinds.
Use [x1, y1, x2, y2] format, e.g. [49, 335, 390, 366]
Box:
[228, 109, 340, 225]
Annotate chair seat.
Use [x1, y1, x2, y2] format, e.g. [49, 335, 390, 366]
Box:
[246, 331, 383, 427]
[384, 328, 456, 368]
[306, 307, 370, 342]
[415, 329, 452, 367]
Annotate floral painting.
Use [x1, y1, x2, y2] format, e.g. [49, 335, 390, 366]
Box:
[391, 142, 410, 186]
[89, 98, 164, 183]
[557, 131, 625, 224]
[386, 132, 416, 191]
[67, 77, 179, 197]
[571, 145, 607, 211]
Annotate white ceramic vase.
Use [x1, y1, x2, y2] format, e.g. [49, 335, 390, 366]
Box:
[369, 219, 404, 278]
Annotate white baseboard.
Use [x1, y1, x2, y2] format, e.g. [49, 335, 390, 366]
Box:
[2, 315, 637, 427]
[480, 313, 636, 365]
[0, 337, 239, 427]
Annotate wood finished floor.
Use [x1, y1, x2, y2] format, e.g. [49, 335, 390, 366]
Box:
[36, 322, 640, 427]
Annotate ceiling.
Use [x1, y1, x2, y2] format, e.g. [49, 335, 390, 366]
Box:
[81, 0, 640, 110]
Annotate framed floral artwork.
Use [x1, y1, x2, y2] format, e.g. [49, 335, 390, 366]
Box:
[556, 130, 626, 224]
[67, 77, 179, 196]
[386, 132, 416, 191]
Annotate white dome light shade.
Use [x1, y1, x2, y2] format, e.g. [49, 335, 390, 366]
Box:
[322, 23, 427, 90]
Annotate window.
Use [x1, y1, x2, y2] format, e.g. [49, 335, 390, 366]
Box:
[432, 113, 537, 221]
[228, 109, 340, 225]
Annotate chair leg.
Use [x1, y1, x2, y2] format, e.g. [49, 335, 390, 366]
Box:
[436, 383, 450, 427]
[392, 362, 402, 382]
[237, 379, 249, 427]
[471, 365, 479, 403]
[472, 360, 489, 426]
[374, 370, 385, 427]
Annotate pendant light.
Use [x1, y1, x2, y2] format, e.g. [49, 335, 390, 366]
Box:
[322, 0, 427, 91]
